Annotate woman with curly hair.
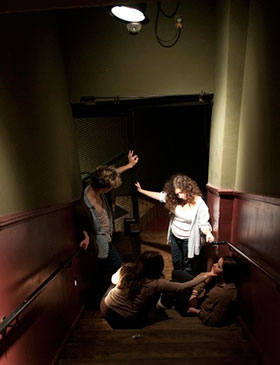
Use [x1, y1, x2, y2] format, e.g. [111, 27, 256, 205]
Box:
[75, 151, 139, 306]
[135, 174, 214, 274]
[100, 250, 213, 328]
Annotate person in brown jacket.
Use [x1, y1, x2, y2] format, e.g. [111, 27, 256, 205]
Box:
[187, 256, 239, 326]
[160, 256, 239, 327]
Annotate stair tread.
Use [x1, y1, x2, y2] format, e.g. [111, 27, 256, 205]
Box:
[58, 306, 258, 364]
[60, 341, 256, 360]
[69, 328, 247, 343]
[59, 356, 258, 365]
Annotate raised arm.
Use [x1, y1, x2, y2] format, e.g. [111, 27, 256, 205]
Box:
[116, 150, 139, 174]
[135, 181, 162, 201]
[158, 272, 216, 293]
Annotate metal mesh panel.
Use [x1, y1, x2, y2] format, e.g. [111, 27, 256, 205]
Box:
[73, 116, 128, 174]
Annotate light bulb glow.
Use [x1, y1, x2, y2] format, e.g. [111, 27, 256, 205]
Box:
[111, 6, 145, 22]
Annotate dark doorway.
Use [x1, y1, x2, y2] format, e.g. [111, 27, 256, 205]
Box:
[133, 103, 211, 195]
[72, 93, 213, 197]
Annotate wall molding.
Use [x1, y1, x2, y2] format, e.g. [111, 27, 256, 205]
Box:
[207, 184, 280, 204]
[206, 183, 280, 365]
[0, 201, 78, 230]
[206, 183, 234, 197]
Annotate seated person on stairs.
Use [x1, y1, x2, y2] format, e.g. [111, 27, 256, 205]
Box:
[167, 256, 240, 327]
[100, 250, 214, 329]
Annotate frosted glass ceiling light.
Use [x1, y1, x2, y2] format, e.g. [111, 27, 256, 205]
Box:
[109, 4, 149, 35]
[111, 6, 145, 22]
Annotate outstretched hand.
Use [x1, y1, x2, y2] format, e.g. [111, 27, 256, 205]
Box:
[135, 181, 142, 192]
[207, 269, 218, 277]
[128, 150, 139, 168]
[80, 230, 90, 250]
[206, 231, 215, 243]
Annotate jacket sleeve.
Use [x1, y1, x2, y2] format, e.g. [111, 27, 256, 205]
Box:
[197, 200, 212, 231]
[192, 273, 209, 293]
[74, 199, 99, 257]
[157, 274, 207, 293]
[159, 191, 167, 203]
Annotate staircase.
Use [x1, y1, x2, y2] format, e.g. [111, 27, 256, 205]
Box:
[57, 308, 259, 365]
[57, 203, 259, 365]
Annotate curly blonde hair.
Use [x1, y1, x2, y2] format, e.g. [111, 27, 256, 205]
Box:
[90, 165, 122, 189]
[163, 174, 202, 212]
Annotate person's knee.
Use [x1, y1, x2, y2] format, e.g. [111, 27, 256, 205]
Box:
[172, 270, 194, 282]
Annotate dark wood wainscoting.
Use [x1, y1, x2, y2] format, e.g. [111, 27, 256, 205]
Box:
[0, 202, 83, 365]
[206, 185, 280, 365]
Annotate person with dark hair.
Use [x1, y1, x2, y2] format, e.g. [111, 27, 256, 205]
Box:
[100, 250, 214, 329]
[135, 174, 214, 275]
[175, 256, 240, 327]
[75, 150, 139, 306]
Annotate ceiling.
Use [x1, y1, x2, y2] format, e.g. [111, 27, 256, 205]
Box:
[0, 0, 157, 15]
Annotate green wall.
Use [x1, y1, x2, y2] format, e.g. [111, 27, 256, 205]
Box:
[235, 0, 280, 195]
[0, 1, 218, 217]
[0, 13, 82, 216]
[59, 1, 217, 102]
[1, 0, 278, 218]
[208, 0, 248, 189]
[208, 0, 279, 196]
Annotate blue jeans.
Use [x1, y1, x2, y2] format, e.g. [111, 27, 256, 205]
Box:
[170, 232, 193, 274]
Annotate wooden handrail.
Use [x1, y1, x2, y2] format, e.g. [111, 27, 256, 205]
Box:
[213, 241, 280, 292]
[0, 247, 82, 338]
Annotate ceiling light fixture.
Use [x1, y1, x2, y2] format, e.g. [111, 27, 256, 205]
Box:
[110, 5, 145, 22]
[109, 3, 149, 34]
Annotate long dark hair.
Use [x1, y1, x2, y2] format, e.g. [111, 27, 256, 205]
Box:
[118, 251, 164, 302]
[222, 256, 240, 284]
[163, 173, 202, 212]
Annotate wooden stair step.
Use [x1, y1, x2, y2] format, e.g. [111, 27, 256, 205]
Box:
[75, 308, 180, 331]
[60, 341, 256, 360]
[76, 318, 112, 331]
[58, 310, 259, 365]
[59, 357, 257, 365]
[69, 327, 248, 344]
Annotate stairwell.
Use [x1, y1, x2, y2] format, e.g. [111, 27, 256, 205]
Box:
[57, 197, 260, 365]
[57, 307, 259, 365]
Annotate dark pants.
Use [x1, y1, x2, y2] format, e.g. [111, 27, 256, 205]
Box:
[79, 241, 122, 309]
[108, 242, 122, 272]
[161, 270, 194, 316]
[94, 243, 122, 305]
[170, 232, 194, 274]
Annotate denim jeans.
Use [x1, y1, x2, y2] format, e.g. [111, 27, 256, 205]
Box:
[170, 231, 193, 274]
